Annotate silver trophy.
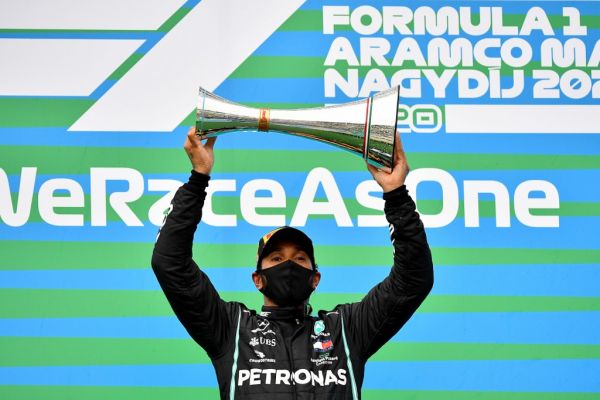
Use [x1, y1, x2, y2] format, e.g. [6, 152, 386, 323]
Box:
[196, 86, 400, 168]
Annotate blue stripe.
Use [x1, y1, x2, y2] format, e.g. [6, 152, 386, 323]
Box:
[425, 217, 600, 249]
[0, 360, 598, 391]
[1, 127, 600, 156]
[1, 264, 599, 297]
[2, 312, 599, 344]
[182, 0, 200, 8]
[88, 79, 121, 100]
[255, 30, 599, 57]
[395, 311, 600, 345]
[0, 316, 189, 339]
[3, 169, 599, 202]
[0, 364, 217, 387]
[361, 360, 600, 391]
[0, 217, 597, 248]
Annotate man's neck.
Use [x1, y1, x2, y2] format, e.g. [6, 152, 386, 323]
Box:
[260, 304, 310, 320]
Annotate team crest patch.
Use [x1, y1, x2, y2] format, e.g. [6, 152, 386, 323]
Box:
[314, 320, 325, 335]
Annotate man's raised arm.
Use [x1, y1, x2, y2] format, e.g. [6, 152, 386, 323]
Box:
[151, 129, 236, 359]
[341, 132, 434, 360]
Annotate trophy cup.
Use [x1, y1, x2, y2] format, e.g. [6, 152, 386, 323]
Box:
[196, 86, 400, 168]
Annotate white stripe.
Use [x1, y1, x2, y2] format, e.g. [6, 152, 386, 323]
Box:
[446, 105, 600, 134]
[229, 306, 242, 400]
[69, 0, 306, 132]
[340, 311, 359, 400]
[0, 39, 142, 96]
[0, 0, 185, 30]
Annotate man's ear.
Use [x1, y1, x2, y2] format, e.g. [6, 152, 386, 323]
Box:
[312, 271, 321, 289]
[252, 272, 264, 290]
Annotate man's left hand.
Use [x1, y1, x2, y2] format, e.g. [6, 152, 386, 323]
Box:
[366, 131, 409, 193]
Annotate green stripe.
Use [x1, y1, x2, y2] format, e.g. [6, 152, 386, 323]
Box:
[0, 386, 220, 400]
[230, 56, 323, 78]
[157, 5, 194, 32]
[107, 53, 144, 80]
[1, 289, 598, 317]
[418, 200, 600, 218]
[0, 386, 597, 400]
[0, 337, 209, 366]
[277, 10, 600, 31]
[279, 10, 325, 31]
[2, 337, 599, 367]
[0, 100, 320, 128]
[433, 247, 600, 266]
[370, 342, 600, 362]
[0, 99, 94, 127]
[2, 338, 598, 367]
[4, 192, 597, 225]
[1, 241, 598, 270]
[421, 295, 600, 313]
[2, 146, 599, 173]
[231, 55, 600, 79]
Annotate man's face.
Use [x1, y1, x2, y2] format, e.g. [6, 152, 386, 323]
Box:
[252, 240, 321, 302]
[260, 240, 312, 270]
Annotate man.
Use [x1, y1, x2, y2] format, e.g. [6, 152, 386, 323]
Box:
[151, 127, 434, 399]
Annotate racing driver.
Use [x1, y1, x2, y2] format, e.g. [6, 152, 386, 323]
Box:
[151, 127, 434, 399]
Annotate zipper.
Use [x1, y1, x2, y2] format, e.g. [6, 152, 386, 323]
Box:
[287, 317, 307, 400]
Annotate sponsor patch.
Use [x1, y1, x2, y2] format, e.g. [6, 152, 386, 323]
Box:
[311, 354, 339, 367]
[250, 336, 277, 347]
[237, 368, 347, 386]
[313, 338, 334, 352]
[249, 349, 276, 364]
[251, 319, 276, 336]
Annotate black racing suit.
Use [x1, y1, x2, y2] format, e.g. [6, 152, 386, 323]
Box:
[151, 171, 434, 400]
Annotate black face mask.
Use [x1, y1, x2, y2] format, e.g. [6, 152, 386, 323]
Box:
[258, 260, 315, 307]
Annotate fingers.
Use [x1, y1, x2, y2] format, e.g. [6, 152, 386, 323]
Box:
[205, 136, 217, 150]
[366, 161, 392, 176]
[186, 127, 200, 146]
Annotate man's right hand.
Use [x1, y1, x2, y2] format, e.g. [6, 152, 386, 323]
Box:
[184, 127, 217, 175]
